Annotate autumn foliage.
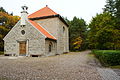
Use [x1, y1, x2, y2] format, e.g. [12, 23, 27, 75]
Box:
[0, 7, 20, 51]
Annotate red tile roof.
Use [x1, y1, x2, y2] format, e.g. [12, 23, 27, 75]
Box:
[29, 20, 56, 40]
[28, 6, 58, 18]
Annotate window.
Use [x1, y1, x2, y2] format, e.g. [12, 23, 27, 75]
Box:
[21, 30, 25, 35]
[21, 25, 25, 27]
[49, 42, 52, 52]
[63, 26, 65, 33]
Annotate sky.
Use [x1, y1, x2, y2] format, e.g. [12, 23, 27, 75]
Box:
[0, 0, 106, 23]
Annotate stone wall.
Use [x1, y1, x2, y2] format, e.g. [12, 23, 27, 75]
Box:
[4, 20, 46, 56]
[3, 17, 69, 57]
[35, 18, 58, 39]
[4, 41, 18, 56]
[58, 19, 69, 53]
[45, 40, 57, 56]
[35, 17, 69, 54]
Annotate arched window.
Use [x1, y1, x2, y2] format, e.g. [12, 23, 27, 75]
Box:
[63, 26, 65, 33]
[49, 42, 52, 52]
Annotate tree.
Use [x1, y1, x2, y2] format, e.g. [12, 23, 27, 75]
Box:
[88, 0, 120, 50]
[0, 7, 20, 51]
[104, 0, 120, 29]
[0, 26, 9, 51]
[67, 17, 87, 51]
[104, 0, 116, 14]
[115, 0, 120, 29]
[0, 12, 20, 29]
[0, 7, 7, 13]
[114, 0, 120, 17]
[88, 12, 120, 50]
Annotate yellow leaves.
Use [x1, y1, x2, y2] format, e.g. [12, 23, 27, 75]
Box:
[73, 37, 82, 45]
[0, 12, 20, 27]
[0, 12, 8, 17]
[72, 37, 83, 50]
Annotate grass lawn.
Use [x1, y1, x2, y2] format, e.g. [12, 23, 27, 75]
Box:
[109, 65, 120, 69]
[92, 50, 120, 54]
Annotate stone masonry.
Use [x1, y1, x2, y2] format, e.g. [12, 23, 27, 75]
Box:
[4, 20, 46, 56]
[36, 17, 69, 54]
[3, 6, 69, 57]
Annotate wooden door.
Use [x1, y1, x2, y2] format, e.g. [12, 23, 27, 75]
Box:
[19, 42, 26, 55]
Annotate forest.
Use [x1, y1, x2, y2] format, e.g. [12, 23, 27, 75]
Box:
[0, 0, 120, 52]
[68, 0, 120, 51]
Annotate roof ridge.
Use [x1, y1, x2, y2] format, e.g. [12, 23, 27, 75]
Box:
[28, 7, 46, 18]
[28, 6, 58, 18]
[46, 6, 57, 15]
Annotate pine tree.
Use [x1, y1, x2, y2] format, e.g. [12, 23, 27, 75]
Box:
[0, 7, 7, 13]
[104, 0, 120, 29]
[104, 0, 116, 14]
[115, 0, 120, 29]
[68, 17, 87, 51]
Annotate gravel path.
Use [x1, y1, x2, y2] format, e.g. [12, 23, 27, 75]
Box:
[0, 51, 119, 80]
[113, 69, 120, 76]
[97, 68, 120, 80]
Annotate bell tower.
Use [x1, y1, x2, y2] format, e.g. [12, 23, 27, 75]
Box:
[21, 5, 28, 26]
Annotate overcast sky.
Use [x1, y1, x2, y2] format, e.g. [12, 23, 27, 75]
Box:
[0, 0, 106, 23]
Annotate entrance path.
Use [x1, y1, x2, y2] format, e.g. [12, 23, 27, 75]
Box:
[0, 51, 120, 80]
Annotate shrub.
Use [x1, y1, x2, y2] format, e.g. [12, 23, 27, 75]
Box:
[0, 51, 4, 55]
[92, 50, 120, 66]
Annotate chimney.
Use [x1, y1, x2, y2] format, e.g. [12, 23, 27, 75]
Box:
[21, 5, 28, 26]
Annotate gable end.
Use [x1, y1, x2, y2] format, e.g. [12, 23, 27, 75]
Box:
[3, 20, 20, 41]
